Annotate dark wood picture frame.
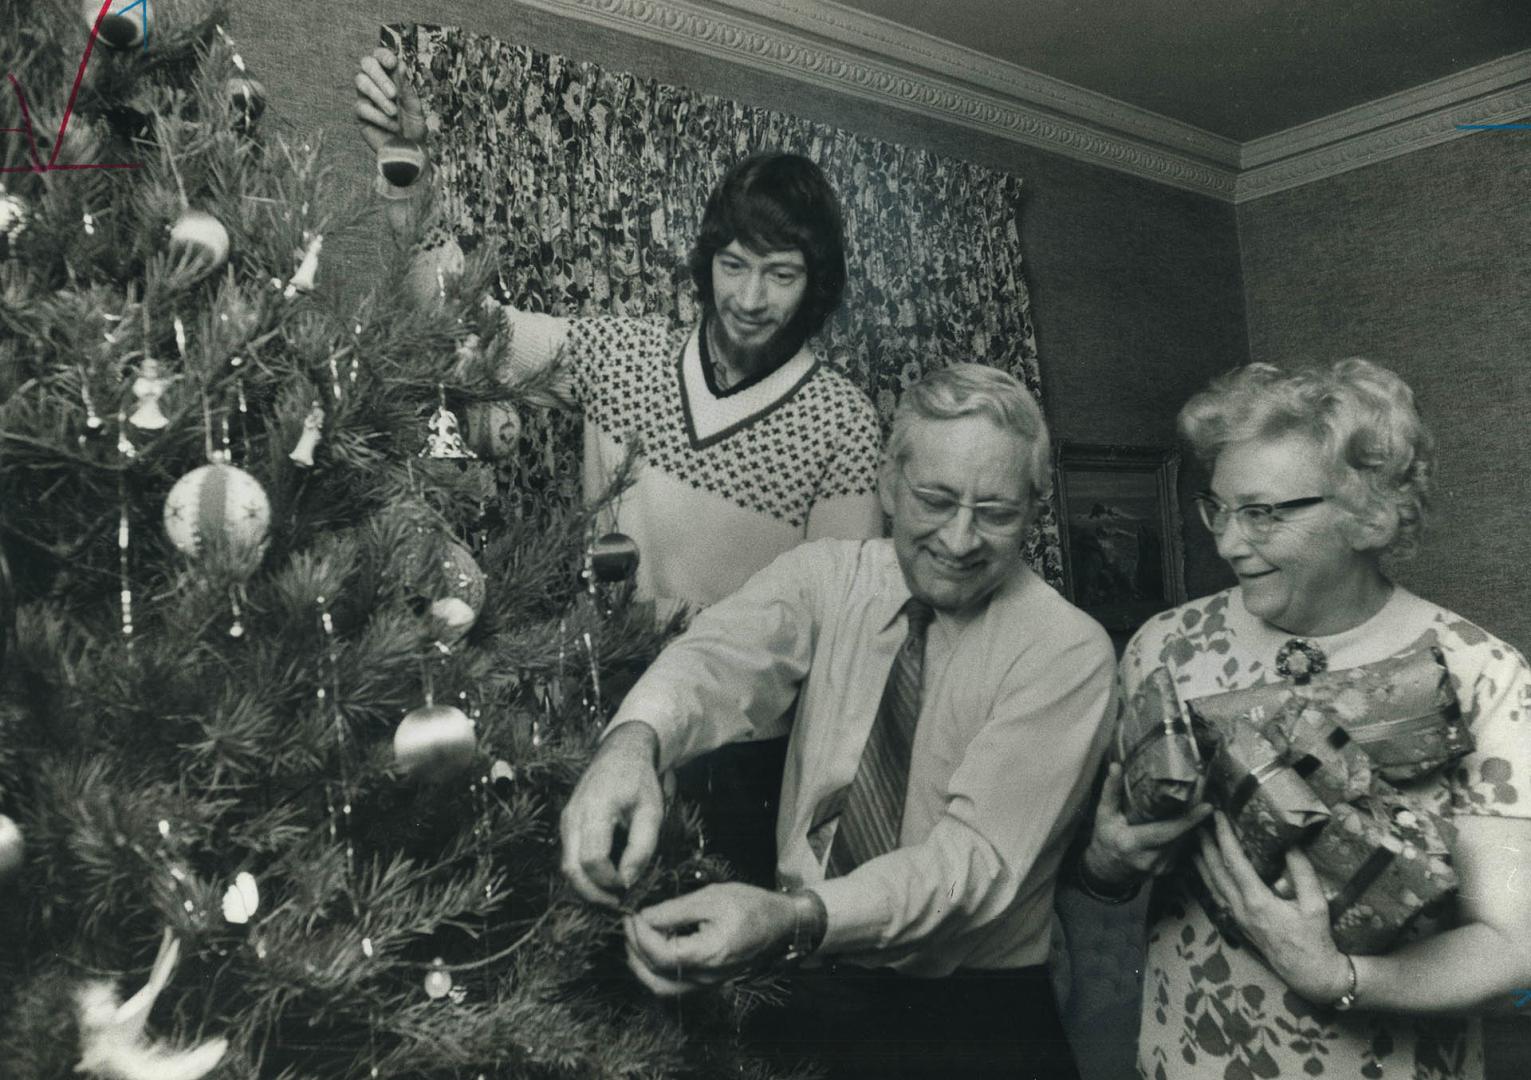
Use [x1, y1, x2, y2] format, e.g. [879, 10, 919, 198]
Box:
[1054, 443, 1187, 633]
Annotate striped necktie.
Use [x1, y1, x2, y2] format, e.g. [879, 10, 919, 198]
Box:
[825, 599, 935, 877]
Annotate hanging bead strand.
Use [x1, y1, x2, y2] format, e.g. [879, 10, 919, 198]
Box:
[316, 595, 357, 892]
[117, 475, 133, 648]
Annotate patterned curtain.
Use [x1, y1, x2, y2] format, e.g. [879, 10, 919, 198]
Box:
[396, 24, 1064, 588]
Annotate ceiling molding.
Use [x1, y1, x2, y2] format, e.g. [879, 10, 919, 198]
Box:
[513, 0, 1239, 199]
[707, 0, 1242, 168]
[513, 0, 1529, 204]
[1235, 69, 1531, 202]
[1239, 49, 1531, 168]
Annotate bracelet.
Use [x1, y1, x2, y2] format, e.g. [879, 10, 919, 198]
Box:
[1072, 850, 1142, 905]
[1330, 954, 1360, 1011]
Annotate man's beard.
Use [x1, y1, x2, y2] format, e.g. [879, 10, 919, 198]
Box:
[708, 307, 811, 380]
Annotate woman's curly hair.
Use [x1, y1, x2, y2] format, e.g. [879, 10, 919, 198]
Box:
[1177, 357, 1434, 558]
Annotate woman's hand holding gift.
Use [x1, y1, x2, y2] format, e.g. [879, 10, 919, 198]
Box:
[1084, 761, 1213, 890]
[1195, 810, 1354, 1004]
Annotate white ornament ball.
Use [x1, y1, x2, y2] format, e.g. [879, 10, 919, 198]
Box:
[162, 463, 271, 574]
[0, 189, 26, 258]
[423, 959, 453, 999]
[0, 814, 23, 878]
[394, 704, 477, 783]
[169, 209, 230, 272]
[427, 596, 477, 643]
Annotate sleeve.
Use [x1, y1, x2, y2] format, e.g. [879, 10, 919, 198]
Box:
[488, 309, 579, 410]
[1445, 623, 1531, 820]
[605, 542, 839, 772]
[805, 390, 885, 541]
[813, 613, 1118, 960]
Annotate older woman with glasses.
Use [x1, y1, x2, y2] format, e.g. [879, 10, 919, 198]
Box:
[1073, 358, 1531, 1079]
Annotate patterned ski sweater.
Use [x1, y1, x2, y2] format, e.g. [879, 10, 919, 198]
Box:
[499, 312, 884, 611]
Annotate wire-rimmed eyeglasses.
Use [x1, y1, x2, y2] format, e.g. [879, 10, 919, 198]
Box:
[898, 461, 1029, 535]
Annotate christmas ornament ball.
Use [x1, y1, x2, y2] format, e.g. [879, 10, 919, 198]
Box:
[591, 532, 640, 583]
[377, 135, 427, 188]
[465, 402, 522, 460]
[423, 959, 453, 999]
[398, 533, 486, 614]
[169, 209, 230, 271]
[163, 463, 271, 572]
[427, 597, 476, 643]
[84, 0, 150, 49]
[0, 813, 24, 878]
[0, 188, 27, 258]
[393, 704, 477, 783]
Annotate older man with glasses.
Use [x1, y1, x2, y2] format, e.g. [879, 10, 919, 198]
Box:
[559, 362, 1116, 1079]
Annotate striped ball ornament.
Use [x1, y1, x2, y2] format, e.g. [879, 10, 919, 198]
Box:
[163, 463, 271, 573]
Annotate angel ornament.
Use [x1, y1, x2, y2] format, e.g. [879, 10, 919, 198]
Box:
[289, 401, 325, 467]
[128, 359, 171, 431]
[419, 392, 477, 460]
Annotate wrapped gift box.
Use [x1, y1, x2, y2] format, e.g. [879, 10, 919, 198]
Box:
[1200, 716, 1330, 883]
[1124, 650, 1465, 952]
[1314, 647, 1470, 781]
[1192, 687, 1373, 808]
[1304, 789, 1457, 953]
[1189, 647, 1469, 785]
[1118, 666, 1204, 824]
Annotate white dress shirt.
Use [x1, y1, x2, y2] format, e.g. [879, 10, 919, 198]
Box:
[610, 538, 1117, 975]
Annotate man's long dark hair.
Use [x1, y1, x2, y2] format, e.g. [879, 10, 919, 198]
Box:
[687, 153, 847, 346]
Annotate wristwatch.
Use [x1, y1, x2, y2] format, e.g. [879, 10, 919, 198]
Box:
[1072, 849, 1143, 905]
[779, 888, 828, 966]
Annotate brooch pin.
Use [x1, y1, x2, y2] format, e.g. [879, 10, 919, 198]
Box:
[1275, 638, 1329, 682]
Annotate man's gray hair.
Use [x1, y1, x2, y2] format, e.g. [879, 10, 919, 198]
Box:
[887, 363, 1052, 501]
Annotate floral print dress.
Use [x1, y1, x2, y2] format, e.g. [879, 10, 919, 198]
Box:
[1128, 585, 1531, 1080]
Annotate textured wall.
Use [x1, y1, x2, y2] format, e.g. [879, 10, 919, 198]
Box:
[1239, 132, 1531, 652]
[225, 0, 1246, 602]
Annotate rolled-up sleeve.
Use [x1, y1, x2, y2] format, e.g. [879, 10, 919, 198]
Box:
[607, 544, 833, 771]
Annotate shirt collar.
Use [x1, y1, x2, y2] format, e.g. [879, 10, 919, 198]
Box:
[872, 542, 1034, 634]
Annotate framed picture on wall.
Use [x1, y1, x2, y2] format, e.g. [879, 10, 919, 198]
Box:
[1055, 444, 1187, 634]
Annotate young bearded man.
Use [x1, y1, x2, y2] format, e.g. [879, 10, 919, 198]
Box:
[354, 48, 883, 611]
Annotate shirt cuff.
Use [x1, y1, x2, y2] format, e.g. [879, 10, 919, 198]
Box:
[809, 870, 895, 956]
[606, 689, 686, 771]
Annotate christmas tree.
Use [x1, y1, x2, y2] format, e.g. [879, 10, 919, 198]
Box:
[0, 4, 793, 1076]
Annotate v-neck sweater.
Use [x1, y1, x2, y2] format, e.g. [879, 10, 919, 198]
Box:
[500, 311, 883, 609]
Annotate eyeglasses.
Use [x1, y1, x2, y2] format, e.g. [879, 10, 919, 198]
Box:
[898, 461, 1029, 535]
[1194, 491, 1328, 543]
